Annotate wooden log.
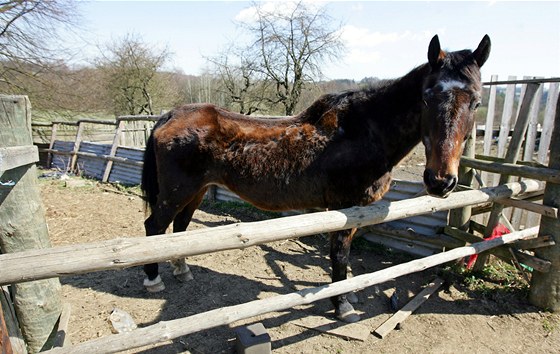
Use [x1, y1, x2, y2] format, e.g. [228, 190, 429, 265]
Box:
[473, 154, 547, 168]
[0, 95, 62, 353]
[514, 235, 555, 250]
[460, 158, 560, 184]
[512, 250, 551, 273]
[42, 227, 538, 354]
[0, 146, 38, 171]
[373, 277, 445, 338]
[497, 198, 558, 219]
[0, 180, 543, 285]
[530, 95, 560, 310]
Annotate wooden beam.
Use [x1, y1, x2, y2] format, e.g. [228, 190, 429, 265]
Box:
[460, 157, 560, 184]
[373, 278, 445, 339]
[497, 198, 558, 219]
[0, 180, 543, 286]
[0, 146, 38, 171]
[42, 227, 539, 354]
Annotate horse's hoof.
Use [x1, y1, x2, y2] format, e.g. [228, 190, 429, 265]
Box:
[335, 301, 361, 323]
[173, 269, 194, 282]
[144, 275, 165, 292]
[347, 291, 359, 304]
[337, 310, 361, 323]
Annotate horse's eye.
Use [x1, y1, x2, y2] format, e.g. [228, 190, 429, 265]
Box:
[470, 100, 481, 111]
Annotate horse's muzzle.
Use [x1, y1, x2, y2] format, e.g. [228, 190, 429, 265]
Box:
[423, 169, 458, 198]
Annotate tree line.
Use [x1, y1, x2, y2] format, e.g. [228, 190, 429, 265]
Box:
[1, 1, 371, 121]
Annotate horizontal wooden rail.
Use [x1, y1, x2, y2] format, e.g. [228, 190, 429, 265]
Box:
[0, 180, 542, 286]
[460, 156, 560, 183]
[44, 226, 539, 354]
[0, 145, 38, 171]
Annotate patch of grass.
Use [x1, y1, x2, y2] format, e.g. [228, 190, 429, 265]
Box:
[542, 314, 558, 334]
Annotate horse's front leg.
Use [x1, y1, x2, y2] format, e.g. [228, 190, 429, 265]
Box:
[329, 228, 361, 323]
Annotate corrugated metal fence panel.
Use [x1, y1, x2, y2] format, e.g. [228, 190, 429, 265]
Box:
[382, 180, 448, 229]
[362, 179, 453, 257]
[50, 141, 73, 171]
[76, 142, 111, 180]
[108, 146, 144, 185]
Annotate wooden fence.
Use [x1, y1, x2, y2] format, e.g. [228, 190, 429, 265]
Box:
[32, 76, 560, 254]
[1, 77, 556, 351]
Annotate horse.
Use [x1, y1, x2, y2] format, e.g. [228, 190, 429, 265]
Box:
[140, 35, 491, 322]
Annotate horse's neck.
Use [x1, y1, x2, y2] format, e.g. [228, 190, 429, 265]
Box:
[373, 64, 430, 168]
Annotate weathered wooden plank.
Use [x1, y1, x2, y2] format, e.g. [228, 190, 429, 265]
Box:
[0, 180, 543, 285]
[42, 227, 539, 354]
[373, 277, 445, 339]
[537, 82, 560, 164]
[0, 146, 38, 171]
[496, 76, 517, 159]
[482, 74, 499, 187]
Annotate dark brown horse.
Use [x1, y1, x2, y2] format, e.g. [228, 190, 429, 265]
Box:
[141, 35, 491, 322]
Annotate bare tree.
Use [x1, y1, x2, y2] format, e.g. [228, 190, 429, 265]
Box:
[0, 0, 79, 90]
[96, 34, 176, 116]
[208, 47, 274, 115]
[241, 1, 344, 115]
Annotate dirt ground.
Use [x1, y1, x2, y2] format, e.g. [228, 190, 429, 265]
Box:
[37, 149, 560, 353]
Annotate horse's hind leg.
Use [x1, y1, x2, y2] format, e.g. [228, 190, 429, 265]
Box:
[169, 187, 208, 282]
[330, 228, 361, 323]
[143, 182, 205, 292]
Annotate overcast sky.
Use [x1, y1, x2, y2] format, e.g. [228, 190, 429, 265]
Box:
[71, 1, 560, 82]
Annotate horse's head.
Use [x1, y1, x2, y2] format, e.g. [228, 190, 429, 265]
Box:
[421, 35, 491, 197]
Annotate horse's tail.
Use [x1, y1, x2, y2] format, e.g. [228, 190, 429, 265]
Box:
[141, 114, 171, 211]
[141, 127, 159, 212]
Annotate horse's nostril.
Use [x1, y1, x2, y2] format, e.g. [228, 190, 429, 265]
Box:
[443, 174, 458, 193]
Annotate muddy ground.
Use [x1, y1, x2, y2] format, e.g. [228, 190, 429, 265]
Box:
[38, 149, 559, 353]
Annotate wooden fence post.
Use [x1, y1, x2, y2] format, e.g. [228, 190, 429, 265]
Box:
[69, 121, 84, 172]
[46, 123, 58, 168]
[529, 95, 560, 311]
[449, 124, 476, 232]
[0, 95, 62, 353]
[102, 120, 124, 182]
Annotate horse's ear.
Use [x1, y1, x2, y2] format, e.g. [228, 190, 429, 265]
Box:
[473, 34, 491, 67]
[428, 35, 444, 69]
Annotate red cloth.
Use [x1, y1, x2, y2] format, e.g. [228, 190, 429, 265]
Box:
[466, 223, 511, 269]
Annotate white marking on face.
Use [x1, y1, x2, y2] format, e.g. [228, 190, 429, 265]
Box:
[439, 80, 466, 92]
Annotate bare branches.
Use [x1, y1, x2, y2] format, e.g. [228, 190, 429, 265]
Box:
[209, 1, 344, 115]
[0, 0, 80, 90]
[95, 34, 176, 116]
